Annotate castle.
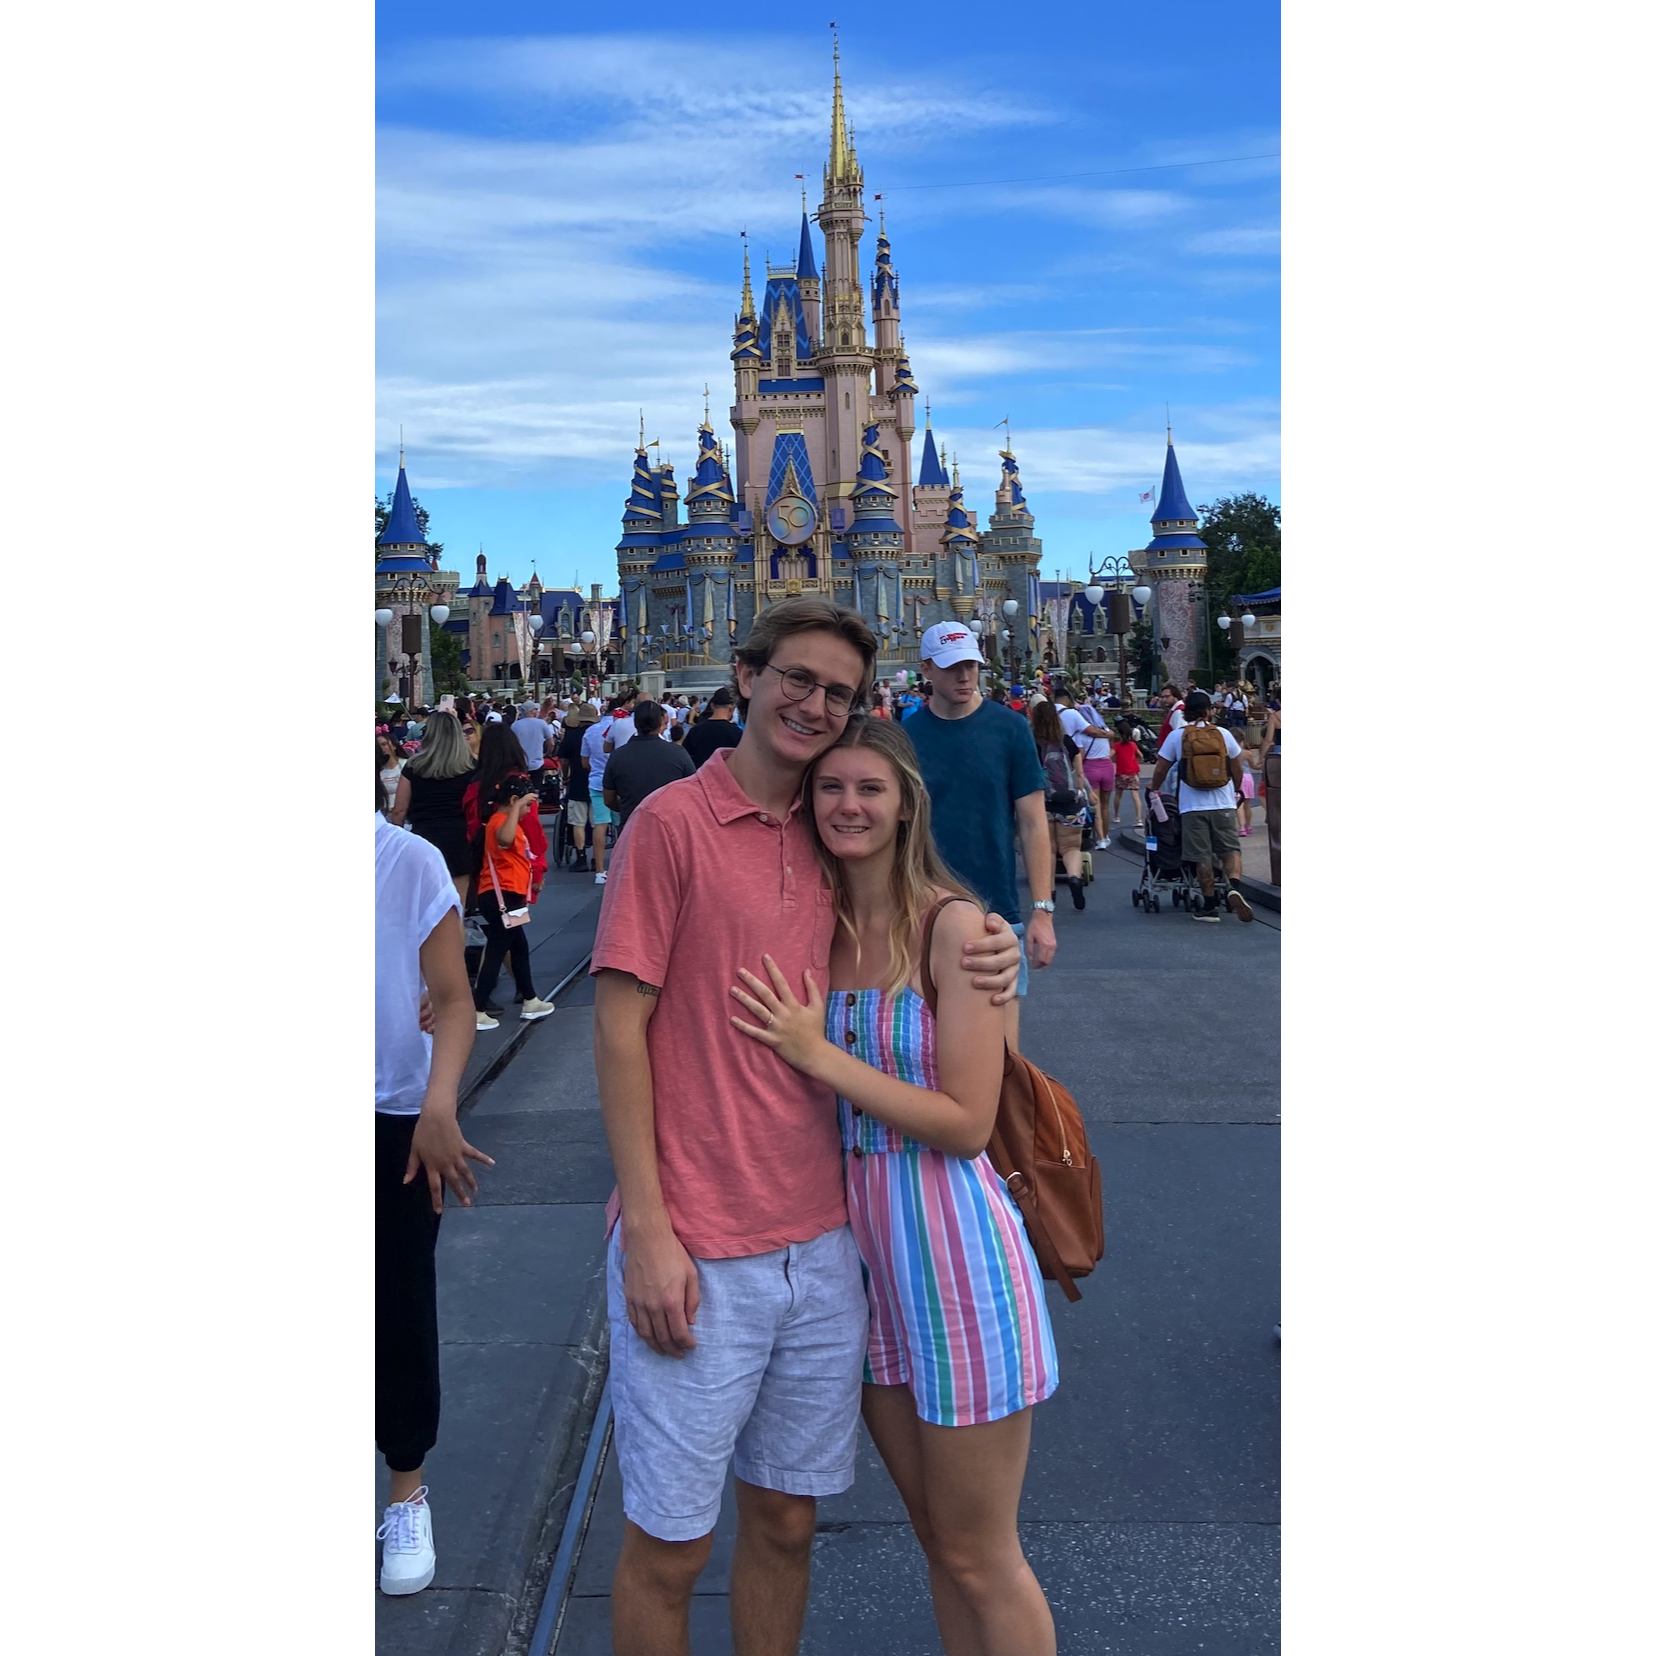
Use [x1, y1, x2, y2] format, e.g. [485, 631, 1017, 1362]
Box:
[614, 51, 1044, 683]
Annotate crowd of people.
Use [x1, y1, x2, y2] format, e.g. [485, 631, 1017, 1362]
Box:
[372, 604, 1280, 1642]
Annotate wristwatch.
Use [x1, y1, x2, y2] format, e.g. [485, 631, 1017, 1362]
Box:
[1031, 899, 1056, 913]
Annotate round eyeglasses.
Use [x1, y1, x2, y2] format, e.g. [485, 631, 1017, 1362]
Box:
[762, 663, 863, 718]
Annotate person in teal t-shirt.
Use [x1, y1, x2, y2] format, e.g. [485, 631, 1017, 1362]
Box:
[904, 622, 1055, 1052]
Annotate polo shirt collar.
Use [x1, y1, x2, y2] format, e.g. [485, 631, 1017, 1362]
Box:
[698, 747, 803, 825]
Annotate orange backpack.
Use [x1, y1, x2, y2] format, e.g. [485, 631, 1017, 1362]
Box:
[920, 899, 1105, 1300]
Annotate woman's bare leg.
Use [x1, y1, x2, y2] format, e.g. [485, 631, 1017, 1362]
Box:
[862, 1386, 982, 1655]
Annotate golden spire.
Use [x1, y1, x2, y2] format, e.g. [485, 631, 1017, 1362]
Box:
[951, 457, 961, 488]
[740, 240, 754, 316]
[924, 396, 931, 429]
[638, 409, 646, 451]
[703, 383, 711, 426]
[827, 30, 858, 185]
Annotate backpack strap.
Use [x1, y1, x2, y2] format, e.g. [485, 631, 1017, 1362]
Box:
[917, 895, 975, 1015]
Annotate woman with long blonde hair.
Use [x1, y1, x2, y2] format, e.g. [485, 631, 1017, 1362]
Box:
[730, 716, 1057, 1656]
[393, 711, 478, 902]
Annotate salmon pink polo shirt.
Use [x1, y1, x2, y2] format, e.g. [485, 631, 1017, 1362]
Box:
[589, 747, 845, 1258]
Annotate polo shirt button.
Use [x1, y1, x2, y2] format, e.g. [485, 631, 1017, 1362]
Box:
[758, 813, 768, 823]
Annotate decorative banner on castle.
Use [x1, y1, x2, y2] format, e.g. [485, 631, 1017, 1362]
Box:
[512, 609, 532, 678]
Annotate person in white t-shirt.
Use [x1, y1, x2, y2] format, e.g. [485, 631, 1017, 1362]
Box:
[374, 810, 493, 1596]
[1054, 684, 1114, 850]
[1149, 689, 1253, 923]
[583, 698, 627, 883]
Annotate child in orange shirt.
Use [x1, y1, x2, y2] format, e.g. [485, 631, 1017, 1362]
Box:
[472, 782, 555, 1029]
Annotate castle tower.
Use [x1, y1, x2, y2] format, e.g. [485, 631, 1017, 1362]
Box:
[846, 420, 904, 635]
[375, 453, 439, 704]
[617, 438, 665, 675]
[977, 444, 1044, 667]
[818, 41, 874, 513]
[1137, 429, 1208, 689]
[941, 460, 982, 620]
[869, 217, 917, 545]
[682, 417, 740, 665]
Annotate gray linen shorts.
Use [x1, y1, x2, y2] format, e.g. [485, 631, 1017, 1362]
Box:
[606, 1222, 868, 1542]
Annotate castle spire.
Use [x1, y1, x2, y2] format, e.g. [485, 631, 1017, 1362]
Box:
[826, 33, 860, 187]
[378, 454, 427, 548]
[917, 420, 947, 488]
[1151, 434, 1198, 526]
[796, 209, 819, 281]
[740, 240, 754, 318]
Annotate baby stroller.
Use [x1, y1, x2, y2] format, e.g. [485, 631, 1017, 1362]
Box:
[1132, 790, 1232, 914]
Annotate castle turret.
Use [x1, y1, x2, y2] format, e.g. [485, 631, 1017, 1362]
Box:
[796, 203, 822, 352]
[376, 453, 440, 703]
[1137, 429, 1209, 689]
[978, 443, 1044, 666]
[847, 420, 903, 630]
[683, 417, 739, 663]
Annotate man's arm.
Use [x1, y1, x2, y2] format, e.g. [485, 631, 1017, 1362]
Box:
[592, 968, 699, 1358]
[1014, 790, 1057, 970]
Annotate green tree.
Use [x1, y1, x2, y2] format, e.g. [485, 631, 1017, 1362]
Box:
[428, 625, 469, 694]
[1198, 492, 1280, 677]
[374, 493, 445, 565]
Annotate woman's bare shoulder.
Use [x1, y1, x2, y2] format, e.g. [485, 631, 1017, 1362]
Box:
[927, 890, 988, 944]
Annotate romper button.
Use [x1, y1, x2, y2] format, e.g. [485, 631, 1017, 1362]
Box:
[852, 1105, 863, 1116]
[846, 994, 856, 1007]
[851, 1145, 863, 1157]
[845, 1030, 856, 1044]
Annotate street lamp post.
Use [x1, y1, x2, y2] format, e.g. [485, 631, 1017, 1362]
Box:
[1216, 607, 1259, 692]
[1002, 598, 1020, 683]
[1084, 554, 1144, 698]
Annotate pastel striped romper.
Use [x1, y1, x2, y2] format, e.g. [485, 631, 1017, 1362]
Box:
[828, 985, 1059, 1427]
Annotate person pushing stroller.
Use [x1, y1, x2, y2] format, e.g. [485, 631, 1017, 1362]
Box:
[1149, 689, 1254, 924]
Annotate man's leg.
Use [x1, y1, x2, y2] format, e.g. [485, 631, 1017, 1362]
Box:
[729, 1481, 817, 1656]
[613, 1523, 715, 1656]
[728, 1226, 867, 1656]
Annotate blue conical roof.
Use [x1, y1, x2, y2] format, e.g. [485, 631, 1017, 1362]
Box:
[917, 426, 947, 487]
[1153, 439, 1196, 524]
[378, 462, 427, 546]
[797, 212, 819, 281]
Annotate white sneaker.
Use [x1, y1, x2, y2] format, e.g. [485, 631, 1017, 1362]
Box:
[378, 1488, 435, 1595]
[1099, 835, 1110, 850]
[594, 871, 607, 884]
[475, 1010, 500, 1031]
[519, 997, 555, 1022]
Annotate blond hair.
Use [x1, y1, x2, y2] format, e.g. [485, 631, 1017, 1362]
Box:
[804, 716, 977, 994]
[733, 596, 877, 718]
[403, 710, 473, 779]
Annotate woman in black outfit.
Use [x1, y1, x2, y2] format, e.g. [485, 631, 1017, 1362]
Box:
[392, 712, 477, 903]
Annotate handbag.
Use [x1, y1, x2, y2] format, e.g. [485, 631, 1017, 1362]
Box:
[918, 899, 1105, 1301]
[485, 842, 532, 930]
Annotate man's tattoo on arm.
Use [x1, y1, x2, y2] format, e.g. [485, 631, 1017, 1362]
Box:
[635, 981, 661, 998]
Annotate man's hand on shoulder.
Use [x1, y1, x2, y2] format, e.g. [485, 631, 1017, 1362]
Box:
[964, 909, 1023, 1006]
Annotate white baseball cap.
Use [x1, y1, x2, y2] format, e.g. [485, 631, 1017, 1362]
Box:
[920, 621, 986, 669]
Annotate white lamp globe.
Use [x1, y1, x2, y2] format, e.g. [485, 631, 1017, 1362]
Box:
[429, 604, 450, 626]
[374, 608, 394, 628]
[1219, 615, 1233, 630]
[1000, 628, 1011, 641]
[968, 619, 983, 634]
[1240, 613, 1257, 629]
[581, 629, 596, 647]
[528, 613, 544, 634]
[1002, 599, 1019, 619]
[1133, 585, 1153, 606]
[1084, 584, 1105, 606]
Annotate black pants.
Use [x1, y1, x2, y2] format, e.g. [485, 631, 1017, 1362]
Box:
[376, 1111, 441, 1473]
[473, 888, 535, 1007]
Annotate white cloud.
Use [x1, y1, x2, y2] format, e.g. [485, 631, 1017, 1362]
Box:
[1185, 225, 1280, 256]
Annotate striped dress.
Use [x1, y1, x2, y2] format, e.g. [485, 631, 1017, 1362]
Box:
[828, 985, 1058, 1427]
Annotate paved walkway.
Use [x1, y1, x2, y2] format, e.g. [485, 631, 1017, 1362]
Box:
[377, 813, 1281, 1655]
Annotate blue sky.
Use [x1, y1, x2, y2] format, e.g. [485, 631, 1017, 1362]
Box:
[376, 1, 1279, 592]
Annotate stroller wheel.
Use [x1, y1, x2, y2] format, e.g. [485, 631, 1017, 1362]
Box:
[1132, 888, 1141, 907]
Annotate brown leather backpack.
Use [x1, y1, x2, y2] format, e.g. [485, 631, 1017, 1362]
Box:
[920, 899, 1105, 1301]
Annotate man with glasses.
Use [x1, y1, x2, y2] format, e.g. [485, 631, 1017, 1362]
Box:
[589, 597, 1024, 1656]
[904, 620, 1059, 1053]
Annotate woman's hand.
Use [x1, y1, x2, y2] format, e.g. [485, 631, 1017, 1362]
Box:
[405, 1108, 495, 1214]
[729, 956, 831, 1075]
